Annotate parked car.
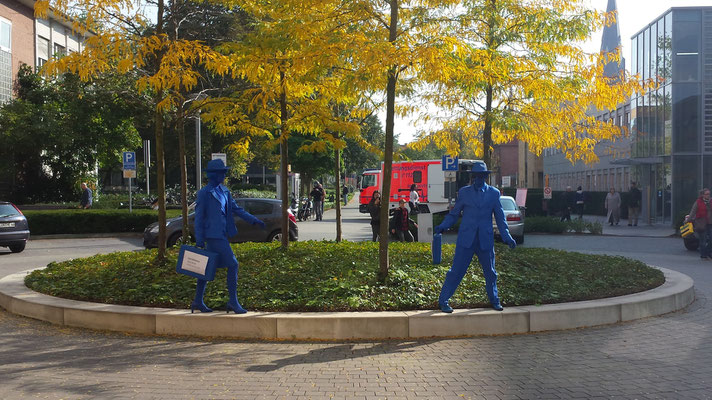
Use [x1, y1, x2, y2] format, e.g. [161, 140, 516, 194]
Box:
[0, 201, 30, 253]
[143, 198, 298, 248]
[493, 195, 525, 244]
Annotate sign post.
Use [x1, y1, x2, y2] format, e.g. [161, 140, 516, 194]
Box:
[543, 186, 552, 200]
[123, 151, 137, 212]
[442, 154, 458, 207]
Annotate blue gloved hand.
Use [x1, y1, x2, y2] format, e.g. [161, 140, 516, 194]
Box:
[434, 225, 444, 235]
[253, 219, 266, 229]
[505, 237, 517, 249]
[196, 241, 205, 249]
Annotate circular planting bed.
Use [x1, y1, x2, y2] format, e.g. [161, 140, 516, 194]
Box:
[24, 241, 665, 312]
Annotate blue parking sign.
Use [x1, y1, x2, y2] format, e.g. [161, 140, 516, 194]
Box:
[442, 155, 458, 171]
[123, 151, 136, 170]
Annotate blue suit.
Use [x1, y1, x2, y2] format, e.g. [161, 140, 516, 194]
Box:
[193, 182, 261, 313]
[436, 183, 514, 308]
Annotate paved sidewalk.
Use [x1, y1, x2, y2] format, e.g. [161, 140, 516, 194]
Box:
[578, 214, 677, 238]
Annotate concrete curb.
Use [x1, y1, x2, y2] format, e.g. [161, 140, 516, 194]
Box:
[0, 268, 694, 340]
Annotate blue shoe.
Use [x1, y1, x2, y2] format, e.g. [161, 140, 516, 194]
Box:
[226, 300, 247, 314]
[439, 301, 453, 313]
[491, 302, 504, 311]
[190, 302, 213, 313]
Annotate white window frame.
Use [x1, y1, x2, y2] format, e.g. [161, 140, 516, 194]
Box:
[0, 16, 11, 53]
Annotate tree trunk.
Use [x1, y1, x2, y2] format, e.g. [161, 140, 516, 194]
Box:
[177, 106, 189, 244]
[155, 0, 167, 262]
[378, 0, 399, 282]
[483, 84, 493, 168]
[279, 71, 290, 249]
[335, 145, 342, 242]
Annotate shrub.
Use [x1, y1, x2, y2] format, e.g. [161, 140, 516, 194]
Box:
[24, 209, 182, 235]
[524, 217, 567, 233]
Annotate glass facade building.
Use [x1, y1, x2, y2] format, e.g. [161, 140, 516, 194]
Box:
[629, 7, 712, 224]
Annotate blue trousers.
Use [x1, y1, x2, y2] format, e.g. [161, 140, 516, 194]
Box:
[698, 225, 712, 258]
[194, 238, 240, 305]
[439, 243, 499, 306]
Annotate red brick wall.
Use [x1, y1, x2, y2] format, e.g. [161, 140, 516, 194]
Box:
[496, 141, 519, 178]
[0, 0, 35, 86]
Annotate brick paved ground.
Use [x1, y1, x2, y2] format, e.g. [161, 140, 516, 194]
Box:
[1, 229, 710, 399]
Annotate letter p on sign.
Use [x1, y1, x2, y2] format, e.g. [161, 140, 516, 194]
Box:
[442, 155, 458, 171]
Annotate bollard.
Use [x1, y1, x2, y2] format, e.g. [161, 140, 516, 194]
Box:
[432, 233, 442, 264]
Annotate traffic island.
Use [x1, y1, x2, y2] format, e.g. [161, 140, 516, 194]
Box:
[0, 267, 694, 340]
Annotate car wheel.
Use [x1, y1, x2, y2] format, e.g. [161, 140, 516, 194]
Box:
[268, 230, 283, 242]
[684, 236, 699, 251]
[167, 232, 188, 248]
[515, 235, 524, 244]
[9, 242, 25, 253]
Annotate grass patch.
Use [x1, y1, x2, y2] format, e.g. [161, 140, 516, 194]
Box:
[24, 241, 664, 311]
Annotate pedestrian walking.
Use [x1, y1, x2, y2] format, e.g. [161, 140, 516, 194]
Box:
[319, 182, 325, 217]
[434, 161, 516, 313]
[560, 186, 574, 221]
[368, 190, 381, 242]
[575, 186, 585, 219]
[687, 188, 712, 260]
[310, 182, 324, 221]
[391, 199, 414, 242]
[605, 187, 621, 226]
[409, 184, 420, 215]
[342, 184, 349, 205]
[628, 182, 642, 226]
[79, 182, 93, 209]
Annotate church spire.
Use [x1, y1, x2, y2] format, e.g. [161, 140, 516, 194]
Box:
[600, 0, 625, 78]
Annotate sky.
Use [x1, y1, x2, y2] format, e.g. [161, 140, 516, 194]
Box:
[387, 0, 712, 145]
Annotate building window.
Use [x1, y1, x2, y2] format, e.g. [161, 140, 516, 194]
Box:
[53, 43, 65, 57]
[0, 19, 10, 52]
[0, 18, 11, 104]
[37, 36, 49, 69]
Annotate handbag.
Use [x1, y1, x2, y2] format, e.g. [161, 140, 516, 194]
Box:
[176, 245, 219, 281]
[680, 221, 695, 238]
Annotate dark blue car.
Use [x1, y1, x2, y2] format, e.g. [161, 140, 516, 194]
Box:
[0, 202, 30, 253]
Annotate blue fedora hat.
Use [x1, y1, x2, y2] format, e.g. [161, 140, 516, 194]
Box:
[205, 159, 230, 172]
[469, 161, 491, 174]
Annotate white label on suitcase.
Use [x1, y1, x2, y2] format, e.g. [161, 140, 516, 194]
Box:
[181, 250, 209, 275]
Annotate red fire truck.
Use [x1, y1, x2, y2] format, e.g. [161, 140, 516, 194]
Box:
[359, 159, 478, 214]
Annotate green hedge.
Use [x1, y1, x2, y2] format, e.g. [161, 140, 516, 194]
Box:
[24, 209, 182, 235]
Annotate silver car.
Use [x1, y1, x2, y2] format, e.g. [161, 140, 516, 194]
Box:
[143, 198, 298, 248]
[493, 195, 525, 244]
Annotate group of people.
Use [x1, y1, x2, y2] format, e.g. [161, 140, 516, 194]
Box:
[366, 184, 420, 242]
[559, 182, 642, 227]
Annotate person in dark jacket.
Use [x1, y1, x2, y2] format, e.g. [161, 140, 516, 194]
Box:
[628, 182, 642, 226]
[79, 183, 93, 209]
[575, 186, 585, 219]
[560, 186, 575, 222]
[310, 182, 325, 221]
[368, 191, 382, 242]
[391, 199, 414, 242]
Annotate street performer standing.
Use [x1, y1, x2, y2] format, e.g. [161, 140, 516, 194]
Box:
[434, 161, 516, 313]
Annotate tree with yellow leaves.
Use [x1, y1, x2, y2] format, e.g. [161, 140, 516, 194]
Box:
[411, 0, 655, 168]
[200, 0, 362, 249]
[36, 0, 233, 261]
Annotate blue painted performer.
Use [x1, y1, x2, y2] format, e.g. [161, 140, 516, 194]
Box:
[191, 159, 266, 314]
[434, 161, 516, 313]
